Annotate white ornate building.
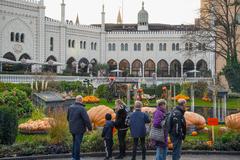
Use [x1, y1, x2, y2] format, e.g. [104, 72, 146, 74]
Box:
[0, 0, 214, 77]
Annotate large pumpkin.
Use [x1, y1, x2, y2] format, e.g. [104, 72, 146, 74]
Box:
[87, 105, 116, 128]
[225, 112, 240, 130]
[184, 111, 206, 130]
[141, 107, 156, 114]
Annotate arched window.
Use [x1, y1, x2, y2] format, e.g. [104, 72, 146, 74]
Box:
[108, 43, 112, 51]
[50, 37, 54, 51]
[146, 43, 150, 51]
[83, 41, 86, 49]
[20, 33, 24, 43]
[112, 43, 116, 51]
[185, 43, 189, 50]
[91, 42, 94, 50]
[134, 43, 137, 51]
[10, 32, 14, 42]
[198, 43, 202, 50]
[94, 43, 97, 50]
[159, 43, 163, 51]
[202, 43, 206, 51]
[172, 43, 176, 51]
[68, 39, 71, 48]
[176, 43, 179, 51]
[16, 33, 20, 42]
[189, 43, 193, 50]
[163, 43, 167, 51]
[72, 40, 75, 48]
[138, 43, 141, 51]
[121, 43, 124, 51]
[150, 43, 154, 51]
[125, 43, 128, 51]
[80, 41, 83, 49]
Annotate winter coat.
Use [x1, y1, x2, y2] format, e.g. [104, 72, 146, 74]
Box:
[152, 106, 168, 147]
[67, 102, 92, 134]
[114, 106, 128, 130]
[129, 109, 151, 138]
[102, 120, 114, 140]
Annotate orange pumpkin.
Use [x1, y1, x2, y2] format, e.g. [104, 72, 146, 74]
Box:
[87, 105, 116, 128]
[206, 141, 213, 147]
[173, 94, 190, 101]
[18, 118, 53, 133]
[141, 107, 156, 114]
[184, 111, 206, 130]
[83, 96, 100, 103]
[191, 131, 198, 136]
[225, 112, 240, 130]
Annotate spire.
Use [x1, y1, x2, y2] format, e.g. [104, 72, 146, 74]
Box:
[76, 14, 80, 25]
[117, 9, 122, 24]
[142, 1, 144, 9]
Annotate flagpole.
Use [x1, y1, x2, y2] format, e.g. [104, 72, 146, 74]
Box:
[122, 0, 123, 23]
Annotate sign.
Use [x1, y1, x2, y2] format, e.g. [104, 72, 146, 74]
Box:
[208, 118, 219, 126]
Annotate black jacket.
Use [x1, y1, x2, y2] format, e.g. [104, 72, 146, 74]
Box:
[102, 120, 114, 140]
[114, 107, 128, 130]
[67, 102, 92, 134]
[169, 106, 186, 140]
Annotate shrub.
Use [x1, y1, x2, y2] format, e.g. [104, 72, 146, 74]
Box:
[0, 89, 33, 118]
[0, 106, 18, 145]
[193, 82, 208, 98]
[31, 107, 45, 121]
[48, 108, 71, 145]
[95, 84, 112, 100]
[214, 131, 240, 151]
[0, 82, 32, 97]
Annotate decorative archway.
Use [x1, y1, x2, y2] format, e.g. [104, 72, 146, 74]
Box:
[170, 59, 181, 77]
[119, 59, 130, 77]
[197, 59, 209, 77]
[44, 55, 57, 73]
[157, 60, 169, 77]
[19, 53, 32, 72]
[78, 58, 89, 74]
[183, 59, 194, 77]
[19, 53, 31, 60]
[66, 57, 76, 73]
[107, 59, 117, 71]
[2, 52, 16, 72]
[132, 59, 143, 77]
[144, 59, 155, 77]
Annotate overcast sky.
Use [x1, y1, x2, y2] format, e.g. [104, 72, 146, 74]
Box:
[44, 0, 200, 25]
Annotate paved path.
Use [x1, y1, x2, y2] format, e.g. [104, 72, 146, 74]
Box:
[48, 154, 240, 160]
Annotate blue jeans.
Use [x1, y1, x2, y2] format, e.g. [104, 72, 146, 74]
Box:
[171, 137, 182, 160]
[155, 146, 167, 160]
[72, 133, 84, 160]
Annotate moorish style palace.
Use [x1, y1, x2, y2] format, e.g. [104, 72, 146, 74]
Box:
[0, 0, 214, 77]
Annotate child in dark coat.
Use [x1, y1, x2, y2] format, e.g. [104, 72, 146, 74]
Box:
[102, 113, 114, 160]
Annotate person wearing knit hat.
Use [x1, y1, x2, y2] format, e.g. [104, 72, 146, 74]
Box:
[168, 98, 187, 160]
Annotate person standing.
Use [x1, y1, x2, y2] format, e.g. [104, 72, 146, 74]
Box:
[169, 99, 187, 160]
[129, 101, 151, 160]
[152, 99, 168, 160]
[102, 113, 114, 160]
[67, 95, 92, 160]
[114, 99, 128, 159]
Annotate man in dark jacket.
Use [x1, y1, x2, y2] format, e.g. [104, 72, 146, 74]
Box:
[114, 100, 128, 159]
[169, 99, 187, 160]
[102, 113, 114, 160]
[67, 95, 92, 160]
[129, 101, 150, 160]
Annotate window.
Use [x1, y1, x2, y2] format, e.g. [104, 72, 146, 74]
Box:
[134, 43, 137, 51]
[159, 43, 162, 51]
[176, 43, 179, 51]
[146, 43, 150, 51]
[185, 43, 189, 50]
[20, 33, 24, 43]
[10, 32, 14, 42]
[189, 43, 193, 51]
[108, 43, 112, 51]
[72, 40, 75, 48]
[163, 43, 167, 51]
[83, 41, 86, 49]
[94, 43, 97, 50]
[150, 43, 154, 51]
[68, 40, 71, 48]
[121, 43, 124, 51]
[138, 43, 141, 51]
[50, 37, 54, 51]
[202, 43, 206, 51]
[80, 41, 83, 49]
[16, 33, 19, 42]
[125, 43, 128, 51]
[172, 43, 176, 51]
[91, 42, 94, 50]
[112, 43, 116, 51]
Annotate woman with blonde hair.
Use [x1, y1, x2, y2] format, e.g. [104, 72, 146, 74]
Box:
[114, 99, 128, 159]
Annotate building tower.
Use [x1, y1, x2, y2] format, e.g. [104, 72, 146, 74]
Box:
[137, 1, 149, 31]
[117, 9, 122, 24]
[100, 4, 106, 63]
[61, 0, 65, 23]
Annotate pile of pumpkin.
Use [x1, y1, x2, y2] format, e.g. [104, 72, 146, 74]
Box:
[202, 96, 211, 102]
[173, 94, 190, 101]
[83, 96, 100, 103]
[18, 118, 54, 134]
